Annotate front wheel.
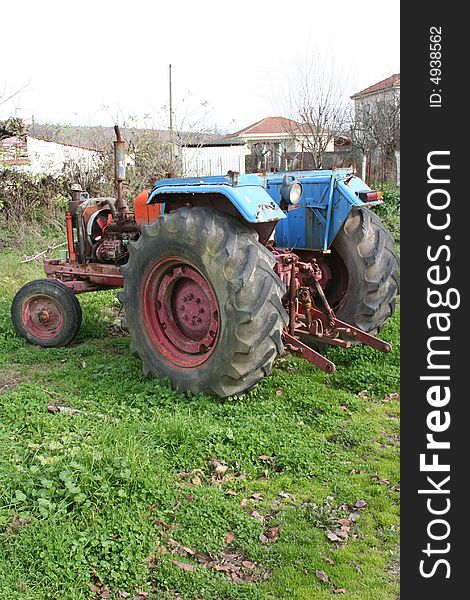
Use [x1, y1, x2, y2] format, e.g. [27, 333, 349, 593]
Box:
[11, 279, 82, 347]
[119, 207, 288, 397]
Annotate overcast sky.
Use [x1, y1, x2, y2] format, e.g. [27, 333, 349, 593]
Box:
[2, 0, 399, 133]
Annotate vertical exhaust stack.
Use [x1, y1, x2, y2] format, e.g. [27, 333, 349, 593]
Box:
[113, 125, 130, 218]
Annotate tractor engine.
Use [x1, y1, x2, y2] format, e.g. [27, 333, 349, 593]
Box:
[64, 127, 162, 268]
[66, 190, 139, 265]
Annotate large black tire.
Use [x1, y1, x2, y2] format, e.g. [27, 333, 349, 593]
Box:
[11, 279, 82, 347]
[119, 207, 288, 397]
[329, 207, 399, 334]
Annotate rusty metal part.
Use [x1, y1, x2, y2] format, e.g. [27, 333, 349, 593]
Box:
[144, 259, 220, 366]
[299, 287, 312, 329]
[44, 260, 123, 293]
[21, 295, 65, 341]
[313, 278, 336, 326]
[68, 199, 83, 216]
[270, 245, 392, 372]
[65, 211, 77, 262]
[94, 236, 127, 263]
[287, 260, 297, 336]
[283, 332, 336, 373]
[104, 220, 140, 233]
[75, 203, 86, 263]
[305, 307, 392, 353]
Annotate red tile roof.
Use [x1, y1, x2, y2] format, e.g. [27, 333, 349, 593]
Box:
[230, 116, 301, 137]
[351, 74, 400, 99]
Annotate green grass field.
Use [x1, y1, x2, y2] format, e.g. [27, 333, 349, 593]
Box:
[0, 250, 399, 600]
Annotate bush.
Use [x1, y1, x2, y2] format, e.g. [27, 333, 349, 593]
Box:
[373, 184, 400, 251]
[0, 170, 71, 249]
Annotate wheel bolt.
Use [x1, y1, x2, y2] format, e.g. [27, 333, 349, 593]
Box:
[195, 298, 201, 304]
[197, 317, 201, 323]
[199, 308, 204, 314]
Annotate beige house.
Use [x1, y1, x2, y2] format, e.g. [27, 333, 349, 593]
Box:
[351, 74, 400, 117]
[228, 116, 335, 172]
[350, 74, 400, 184]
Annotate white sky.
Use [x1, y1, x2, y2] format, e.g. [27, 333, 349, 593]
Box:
[2, 0, 399, 133]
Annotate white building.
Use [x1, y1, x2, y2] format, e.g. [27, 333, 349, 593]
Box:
[24, 137, 103, 175]
[0, 135, 103, 175]
[180, 140, 248, 176]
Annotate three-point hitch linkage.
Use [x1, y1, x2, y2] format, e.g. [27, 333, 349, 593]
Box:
[272, 248, 392, 373]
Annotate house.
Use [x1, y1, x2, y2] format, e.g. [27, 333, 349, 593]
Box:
[350, 74, 400, 184]
[351, 73, 400, 116]
[228, 116, 336, 172]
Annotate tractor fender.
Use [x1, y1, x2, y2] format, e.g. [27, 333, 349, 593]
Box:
[147, 183, 286, 224]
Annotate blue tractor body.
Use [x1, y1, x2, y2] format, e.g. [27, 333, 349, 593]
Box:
[148, 170, 381, 252]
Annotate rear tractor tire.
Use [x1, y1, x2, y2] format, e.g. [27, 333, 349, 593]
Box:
[11, 279, 82, 347]
[325, 207, 399, 335]
[119, 207, 288, 397]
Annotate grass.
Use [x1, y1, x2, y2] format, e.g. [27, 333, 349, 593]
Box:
[0, 247, 399, 600]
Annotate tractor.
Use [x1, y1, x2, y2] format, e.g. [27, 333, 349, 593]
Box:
[11, 127, 399, 397]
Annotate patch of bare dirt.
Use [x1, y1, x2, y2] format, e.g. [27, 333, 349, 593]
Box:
[2, 513, 30, 536]
[0, 369, 29, 394]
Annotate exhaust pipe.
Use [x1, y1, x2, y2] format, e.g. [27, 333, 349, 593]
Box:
[113, 125, 130, 218]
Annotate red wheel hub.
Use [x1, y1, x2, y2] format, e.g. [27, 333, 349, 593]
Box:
[143, 259, 220, 367]
[21, 295, 65, 340]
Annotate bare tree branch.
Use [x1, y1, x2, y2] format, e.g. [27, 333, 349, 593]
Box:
[281, 54, 350, 168]
[349, 91, 400, 180]
[0, 81, 29, 108]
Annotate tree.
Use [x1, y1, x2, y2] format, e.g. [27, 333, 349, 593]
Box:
[350, 92, 400, 182]
[282, 54, 350, 169]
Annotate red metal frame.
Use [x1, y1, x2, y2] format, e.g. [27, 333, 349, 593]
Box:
[272, 247, 392, 373]
[65, 211, 77, 263]
[44, 259, 123, 293]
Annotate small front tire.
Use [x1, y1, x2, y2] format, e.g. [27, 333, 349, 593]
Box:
[11, 279, 82, 347]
